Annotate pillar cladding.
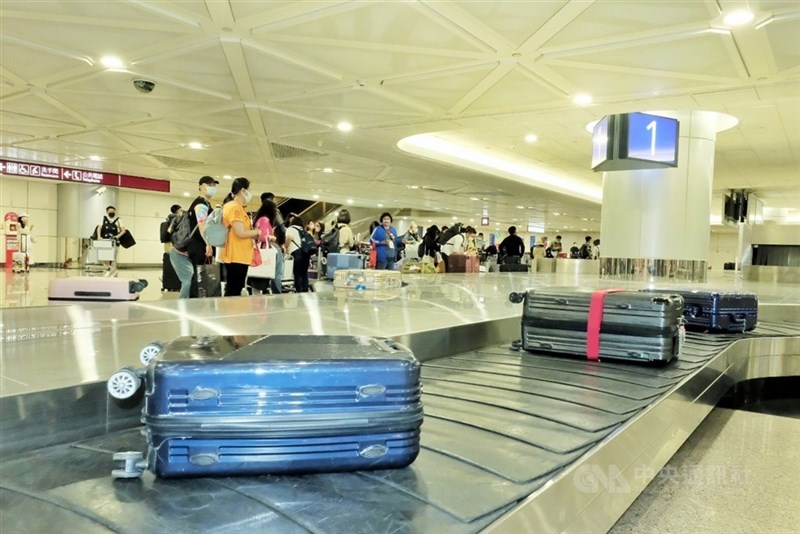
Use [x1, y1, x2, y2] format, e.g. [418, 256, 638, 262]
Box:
[57, 183, 118, 238]
[599, 110, 737, 282]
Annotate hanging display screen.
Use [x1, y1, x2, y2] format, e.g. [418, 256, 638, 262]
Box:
[591, 112, 680, 172]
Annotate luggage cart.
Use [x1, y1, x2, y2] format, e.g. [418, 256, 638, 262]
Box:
[85, 239, 117, 276]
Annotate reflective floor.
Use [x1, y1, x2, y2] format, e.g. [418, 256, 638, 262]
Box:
[2, 267, 800, 397]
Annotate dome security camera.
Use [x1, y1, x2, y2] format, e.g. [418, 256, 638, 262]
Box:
[133, 79, 155, 94]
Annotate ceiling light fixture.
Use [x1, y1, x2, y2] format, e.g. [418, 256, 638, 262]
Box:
[223, 175, 232, 180]
[377, 203, 384, 208]
[347, 199, 354, 205]
[322, 167, 333, 173]
[723, 9, 755, 26]
[100, 56, 124, 68]
[183, 192, 190, 197]
[188, 142, 203, 150]
[573, 93, 593, 106]
[312, 194, 319, 200]
[337, 122, 353, 132]
[89, 155, 102, 161]
[523, 134, 538, 143]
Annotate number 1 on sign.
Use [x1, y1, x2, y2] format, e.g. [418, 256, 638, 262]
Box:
[646, 120, 656, 155]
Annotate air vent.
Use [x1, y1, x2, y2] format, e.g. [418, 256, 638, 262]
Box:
[150, 155, 205, 168]
[270, 142, 326, 159]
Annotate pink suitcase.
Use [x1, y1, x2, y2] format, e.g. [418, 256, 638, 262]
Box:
[48, 276, 148, 302]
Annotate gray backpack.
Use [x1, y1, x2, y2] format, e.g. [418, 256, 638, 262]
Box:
[204, 207, 227, 247]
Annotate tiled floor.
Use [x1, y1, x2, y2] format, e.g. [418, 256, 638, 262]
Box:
[610, 408, 800, 534]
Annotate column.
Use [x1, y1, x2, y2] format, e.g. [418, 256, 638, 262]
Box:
[599, 110, 737, 282]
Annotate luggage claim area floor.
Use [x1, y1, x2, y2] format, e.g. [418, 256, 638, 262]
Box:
[1, 267, 798, 533]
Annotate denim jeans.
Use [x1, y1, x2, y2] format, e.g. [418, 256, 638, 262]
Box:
[376, 259, 395, 271]
[169, 248, 194, 299]
[271, 246, 283, 294]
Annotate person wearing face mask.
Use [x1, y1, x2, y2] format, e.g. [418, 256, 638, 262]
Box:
[94, 205, 125, 272]
[221, 177, 261, 296]
[171, 176, 219, 298]
[370, 211, 401, 270]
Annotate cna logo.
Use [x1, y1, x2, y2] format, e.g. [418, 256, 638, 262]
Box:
[573, 464, 631, 494]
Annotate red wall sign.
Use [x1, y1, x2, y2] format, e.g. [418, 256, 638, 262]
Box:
[0, 159, 170, 193]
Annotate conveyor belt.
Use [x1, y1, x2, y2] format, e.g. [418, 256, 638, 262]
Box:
[1, 322, 799, 533]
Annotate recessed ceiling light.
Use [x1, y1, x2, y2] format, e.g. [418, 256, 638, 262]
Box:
[524, 134, 538, 143]
[183, 192, 190, 197]
[409, 185, 419, 189]
[312, 194, 319, 200]
[188, 142, 203, 150]
[573, 93, 593, 106]
[223, 175, 232, 180]
[516, 205, 525, 209]
[100, 56, 124, 68]
[377, 203, 384, 208]
[470, 197, 480, 201]
[723, 9, 755, 26]
[322, 167, 333, 173]
[89, 155, 102, 161]
[337, 122, 353, 132]
[452, 216, 458, 220]
[553, 212, 560, 216]
[347, 199, 354, 204]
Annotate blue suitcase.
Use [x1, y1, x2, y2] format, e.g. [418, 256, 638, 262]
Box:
[650, 289, 758, 332]
[109, 335, 422, 478]
[326, 252, 365, 280]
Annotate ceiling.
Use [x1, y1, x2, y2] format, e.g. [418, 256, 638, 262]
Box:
[1, 0, 798, 234]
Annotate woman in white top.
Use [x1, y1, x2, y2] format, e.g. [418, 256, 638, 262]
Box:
[18, 213, 34, 266]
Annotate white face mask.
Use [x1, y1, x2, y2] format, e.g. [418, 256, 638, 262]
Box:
[242, 189, 253, 203]
[205, 186, 217, 197]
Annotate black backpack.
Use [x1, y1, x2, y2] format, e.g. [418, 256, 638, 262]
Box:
[320, 226, 340, 255]
[295, 227, 317, 257]
[159, 219, 171, 243]
[100, 216, 119, 239]
[437, 223, 461, 245]
[170, 212, 196, 250]
[579, 243, 591, 259]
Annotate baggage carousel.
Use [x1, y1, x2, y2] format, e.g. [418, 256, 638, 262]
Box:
[1, 273, 799, 533]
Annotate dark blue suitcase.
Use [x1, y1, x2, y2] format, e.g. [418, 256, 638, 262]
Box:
[109, 335, 422, 478]
[650, 289, 758, 332]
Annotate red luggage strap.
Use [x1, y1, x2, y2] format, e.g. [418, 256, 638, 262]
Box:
[586, 289, 625, 361]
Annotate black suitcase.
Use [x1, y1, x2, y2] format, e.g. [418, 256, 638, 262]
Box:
[649, 289, 757, 332]
[510, 288, 684, 364]
[162, 252, 181, 291]
[500, 263, 529, 272]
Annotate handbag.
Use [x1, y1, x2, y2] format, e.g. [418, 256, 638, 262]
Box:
[118, 229, 136, 249]
[196, 260, 222, 298]
[249, 246, 277, 279]
[368, 246, 377, 269]
[250, 245, 262, 267]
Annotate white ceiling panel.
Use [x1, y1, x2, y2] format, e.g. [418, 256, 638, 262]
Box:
[0, 0, 797, 230]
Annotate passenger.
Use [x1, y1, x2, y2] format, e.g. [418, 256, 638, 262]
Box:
[94, 205, 125, 272]
[551, 235, 564, 257]
[421, 225, 441, 262]
[17, 213, 35, 267]
[286, 214, 311, 292]
[463, 226, 478, 254]
[252, 198, 284, 294]
[593, 239, 601, 259]
[498, 226, 524, 264]
[580, 236, 593, 259]
[333, 209, 355, 253]
[221, 177, 261, 297]
[441, 224, 466, 271]
[171, 176, 217, 298]
[570, 242, 580, 259]
[371, 212, 401, 270]
[476, 232, 485, 253]
[533, 236, 547, 259]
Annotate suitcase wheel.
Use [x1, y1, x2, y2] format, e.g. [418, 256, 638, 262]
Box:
[508, 292, 525, 304]
[107, 368, 142, 400]
[112, 451, 146, 479]
[139, 342, 164, 365]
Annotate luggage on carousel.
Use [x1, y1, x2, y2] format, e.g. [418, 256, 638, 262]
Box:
[326, 252, 365, 280]
[162, 252, 181, 291]
[49, 276, 148, 302]
[509, 288, 684, 364]
[109, 334, 423, 479]
[649, 289, 757, 332]
[447, 254, 481, 273]
[499, 263, 529, 272]
[333, 269, 402, 291]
